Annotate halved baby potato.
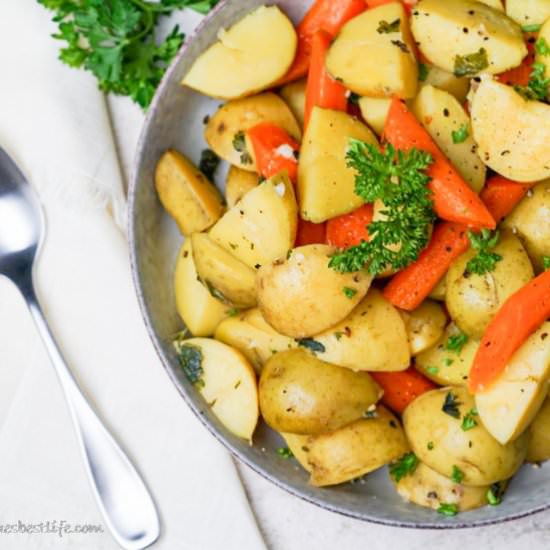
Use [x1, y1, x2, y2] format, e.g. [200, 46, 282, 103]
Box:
[298, 107, 378, 223]
[155, 149, 224, 236]
[476, 322, 550, 445]
[506, 0, 550, 26]
[400, 300, 447, 357]
[214, 309, 295, 373]
[225, 166, 258, 208]
[472, 79, 550, 182]
[209, 172, 298, 270]
[174, 239, 229, 337]
[191, 233, 257, 308]
[279, 79, 306, 128]
[205, 92, 301, 171]
[182, 6, 297, 99]
[174, 337, 258, 440]
[392, 462, 492, 512]
[259, 349, 382, 436]
[313, 289, 410, 372]
[257, 244, 373, 338]
[358, 97, 391, 136]
[413, 85, 486, 193]
[411, 0, 526, 76]
[326, 3, 418, 98]
[283, 406, 409, 487]
[421, 65, 471, 103]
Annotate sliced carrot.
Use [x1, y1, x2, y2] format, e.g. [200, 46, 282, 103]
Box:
[326, 204, 374, 249]
[246, 123, 300, 182]
[469, 270, 550, 393]
[479, 175, 531, 223]
[384, 98, 496, 229]
[304, 30, 348, 128]
[370, 368, 437, 414]
[277, 0, 366, 85]
[296, 219, 327, 246]
[383, 222, 470, 310]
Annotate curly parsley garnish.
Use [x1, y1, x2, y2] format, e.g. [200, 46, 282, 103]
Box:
[377, 18, 401, 33]
[438, 503, 459, 516]
[442, 392, 461, 419]
[461, 408, 479, 431]
[329, 141, 434, 275]
[174, 342, 204, 387]
[38, 0, 218, 109]
[454, 48, 489, 77]
[446, 331, 468, 354]
[466, 229, 502, 275]
[451, 124, 469, 144]
[390, 452, 419, 482]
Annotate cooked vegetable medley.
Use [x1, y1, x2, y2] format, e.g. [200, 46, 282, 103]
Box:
[156, 0, 550, 517]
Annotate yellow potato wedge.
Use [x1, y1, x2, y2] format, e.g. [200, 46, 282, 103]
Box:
[298, 107, 378, 223]
[155, 149, 224, 236]
[182, 6, 297, 99]
[476, 322, 550, 444]
[279, 79, 306, 128]
[205, 92, 301, 171]
[421, 65, 471, 103]
[400, 300, 447, 357]
[506, 0, 550, 26]
[326, 3, 418, 98]
[471, 79, 550, 182]
[358, 97, 391, 136]
[191, 233, 257, 309]
[225, 166, 258, 208]
[209, 172, 298, 270]
[174, 337, 258, 440]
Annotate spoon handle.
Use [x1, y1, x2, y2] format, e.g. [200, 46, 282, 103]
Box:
[21, 277, 160, 550]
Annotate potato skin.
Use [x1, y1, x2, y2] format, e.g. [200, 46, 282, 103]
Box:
[527, 395, 550, 463]
[174, 239, 229, 337]
[392, 462, 491, 512]
[205, 93, 301, 171]
[182, 6, 297, 99]
[502, 181, 550, 273]
[411, 0, 526, 76]
[403, 387, 528, 486]
[283, 406, 409, 486]
[257, 245, 373, 338]
[259, 349, 382, 435]
[415, 323, 479, 387]
[445, 231, 534, 339]
[155, 149, 224, 236]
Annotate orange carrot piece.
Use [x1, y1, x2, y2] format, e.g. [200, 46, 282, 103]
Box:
[383, 222, 470, 311]
[277, 0, 366, 85]
[370, 368, 437, 414]
[469, 270, 550, 393]
[304, 30, 348, 128]
[296, 219, 327, 246]
[479, 175, 531, 223]
[246, 123, 299, 182]
[384, 98, 496, 229]
[326, 204, 374, 249]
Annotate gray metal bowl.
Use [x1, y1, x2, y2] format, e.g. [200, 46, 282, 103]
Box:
[129, 0, 550, 528]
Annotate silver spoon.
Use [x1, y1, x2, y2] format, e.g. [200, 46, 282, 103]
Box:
[0, 147, 160, 550]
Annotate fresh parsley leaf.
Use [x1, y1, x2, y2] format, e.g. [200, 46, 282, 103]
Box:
[543, 256, 550, 271]
[297, 338, 326, 353]
[426, 366, 439, 375]
[446, 332, 468, 354]
[461, 408, 478, 431]
[329, 141, 434, 275]
[487, 482, 504, 506]
[451, 123, 469, 144]
[377, 18, 401, 33]
[343, 286, 358, 299]
[454, 48, 489, 77]
[466, 229, 502, 275]
[536, 37, 550, 57]
[451, 465, 464, 484]
[390, 452, 419, 482]
[174, 342, 204, 386]
[232, 131, 252, 164]
[276, 447, 294, 459]
[199, 148, 220, 181]
[522, 23, 542, 33]
[438, 503, 459, 516]
[418, 62, 429, 82]
[442, 392, 461, 419]
[516, 62, 550, 102]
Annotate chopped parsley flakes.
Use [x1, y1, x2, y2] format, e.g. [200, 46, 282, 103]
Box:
[277, 447, 294, 459]
[438, 503, 459, 516]
[442, 391, 461, 419]
[454, 48, 489, 77]
[451, 465, 464, 484]
[377, 18, 401, 34]
[175, 342, 204, 387]
[390, 452, 419, 482]
[446, 331, 469, 355]
[451, 124, 469, 144]
[343, 286, 358, 299]
[297, 338, 326, 353]
[461, 408, 479, 431]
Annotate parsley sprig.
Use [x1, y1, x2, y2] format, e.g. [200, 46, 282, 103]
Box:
[329, 141, 434, 275]
[38, 0, 218, 108]
[466, 229, 502, 275]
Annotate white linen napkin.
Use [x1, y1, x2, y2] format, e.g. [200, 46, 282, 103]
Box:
[0, 2, 266, 549]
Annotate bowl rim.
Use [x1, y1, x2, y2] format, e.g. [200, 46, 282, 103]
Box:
[127, 0, 550, 530]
